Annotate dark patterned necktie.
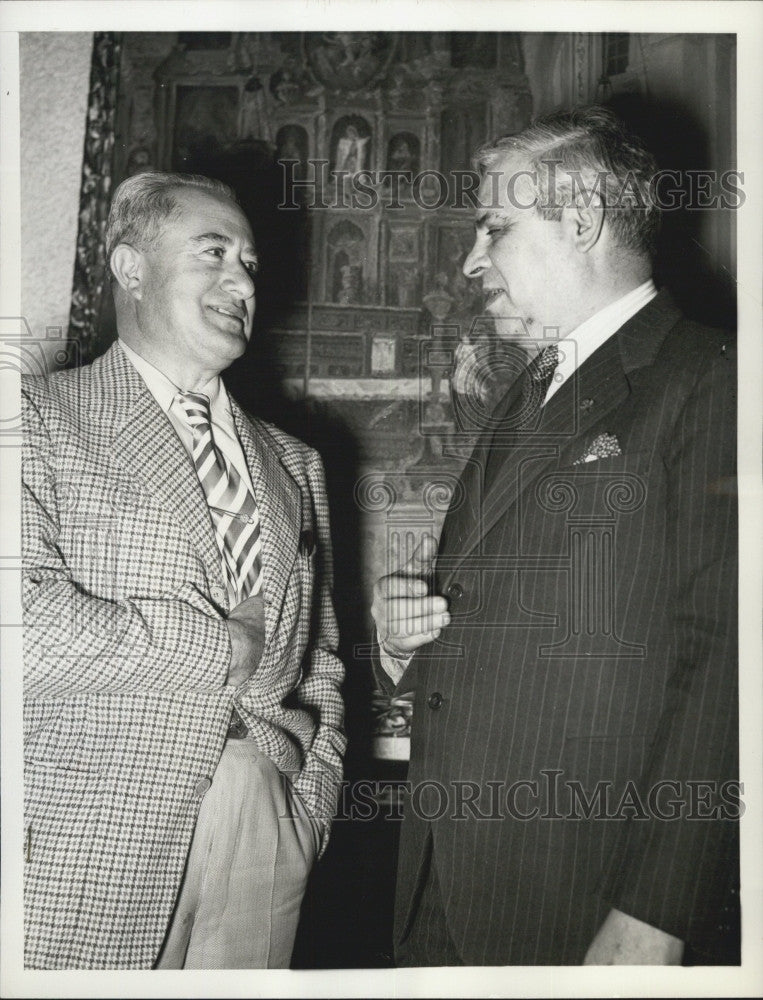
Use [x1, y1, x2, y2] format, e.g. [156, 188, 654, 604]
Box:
[517, 342, 560, 429]
[176, 392, 262, 602]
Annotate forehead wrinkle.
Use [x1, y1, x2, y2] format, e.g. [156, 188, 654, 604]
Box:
[189, 231, 232, 245]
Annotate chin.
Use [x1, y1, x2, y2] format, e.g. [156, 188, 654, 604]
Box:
[225, 336, 250, 363]
[206, 335, 249, 372]
[217, 322, 250, 347]
[493, 316, 535, 343]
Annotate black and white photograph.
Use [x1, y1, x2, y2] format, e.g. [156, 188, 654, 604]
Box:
[1, 2, 761, 997]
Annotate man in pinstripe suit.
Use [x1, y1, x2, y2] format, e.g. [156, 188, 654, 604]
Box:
[23, 172, 345, 968]
[372, 108, 738, 965]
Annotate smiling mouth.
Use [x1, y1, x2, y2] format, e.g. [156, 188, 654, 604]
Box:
[483, 288, 506, 308]
[210, 305, 247, 325]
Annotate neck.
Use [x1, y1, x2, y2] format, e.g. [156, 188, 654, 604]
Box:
[595, 250, 652, 303]
[563, 266, 652, 335]
[599, 266, 652, 304]
[119, 334, 219, 391]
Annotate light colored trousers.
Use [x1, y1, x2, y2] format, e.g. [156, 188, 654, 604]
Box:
[155, 739, 321, 969]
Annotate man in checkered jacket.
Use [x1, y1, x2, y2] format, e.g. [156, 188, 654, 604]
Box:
[22, 172, 346, 969]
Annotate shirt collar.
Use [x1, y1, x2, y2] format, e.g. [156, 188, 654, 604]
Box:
[117, 338, 227, 418]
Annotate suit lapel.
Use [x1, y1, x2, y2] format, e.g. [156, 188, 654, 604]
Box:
[439, 291, 681, 588]
[437, 371, 526, 559]
[229, 398, 302, 641]
[105, 345, 226, 590]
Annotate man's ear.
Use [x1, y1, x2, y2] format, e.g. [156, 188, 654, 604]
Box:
[110, 244, 145, 298]
[562, 194, 605, 253]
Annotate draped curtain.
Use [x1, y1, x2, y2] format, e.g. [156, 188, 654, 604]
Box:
[68, 32, 122, 363]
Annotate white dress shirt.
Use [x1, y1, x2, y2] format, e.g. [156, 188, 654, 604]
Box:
[543, 278, 657, 404]
[118, 339, 255, 495]
[118, 339, 258, 605]
[379, 278, 658, 685]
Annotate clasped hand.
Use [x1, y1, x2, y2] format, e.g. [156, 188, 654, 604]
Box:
[371, 534, 451, 658]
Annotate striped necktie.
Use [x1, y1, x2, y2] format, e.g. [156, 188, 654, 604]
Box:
[176, 391, 262, 601]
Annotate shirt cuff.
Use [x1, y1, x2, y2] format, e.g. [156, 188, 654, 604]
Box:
[377, 630, 413, 685]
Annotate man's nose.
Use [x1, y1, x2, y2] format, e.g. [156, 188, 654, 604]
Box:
[462, 239, 489, 279]
[222, 259, 256, 300]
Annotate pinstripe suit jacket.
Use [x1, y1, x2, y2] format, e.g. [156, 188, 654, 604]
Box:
[382, 291, 738, 964]
[22, 342, 345, 969]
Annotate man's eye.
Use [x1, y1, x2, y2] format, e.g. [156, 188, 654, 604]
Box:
[243, 261, 258, 276]
[204, 246, 225, 259]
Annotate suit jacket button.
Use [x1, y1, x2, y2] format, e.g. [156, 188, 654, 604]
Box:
[428, 692, 443, 710]
[447, 582, 463, 601]
[194, 776, 212, 798]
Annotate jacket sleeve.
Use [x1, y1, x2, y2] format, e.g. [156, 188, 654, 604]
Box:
[601, 346, 739, 954]
[22, 386, 232, 700]
[286, 449, 347, 844]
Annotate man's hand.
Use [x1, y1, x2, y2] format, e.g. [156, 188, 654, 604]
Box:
[225, 593, 267, 687]
[583, 908, 684, 965]
[371, 534, 450, 659]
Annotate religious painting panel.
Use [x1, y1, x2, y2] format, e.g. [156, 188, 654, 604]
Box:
[271, 110, 322, 209]
[240, 75, 274, 143]
[329, 114, 373, 176]
[321, 213, 378, 305]
[385, 131, 420, 177]
[275, 123, 310, 179]
[170, 83, 241, 171]
[381, 221, 425, 309]
[371, 336, 397, 376]
[439, 103, 489, 180]
[268, 64, 316, 108]
[303, 32, 397, 92]
[383, 117, 427, 201]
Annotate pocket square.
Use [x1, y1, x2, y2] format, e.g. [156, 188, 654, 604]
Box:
[573, 432, 622, 465]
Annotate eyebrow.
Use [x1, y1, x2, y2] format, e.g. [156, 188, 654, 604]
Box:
[474, 211, 511, 230]
[189, 232, 258, 257]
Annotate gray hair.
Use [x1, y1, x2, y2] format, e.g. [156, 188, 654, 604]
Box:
[474, 106, 661, 257]
[105, 171, 238, 262]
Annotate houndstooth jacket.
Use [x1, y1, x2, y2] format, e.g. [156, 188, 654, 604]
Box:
[22, 342, 346, 969]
